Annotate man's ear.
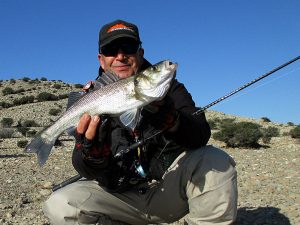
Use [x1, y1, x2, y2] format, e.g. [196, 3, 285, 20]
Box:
[98, 54, 102, 63]
[98, 54, 105, 71]
[139, 48, 144, 58]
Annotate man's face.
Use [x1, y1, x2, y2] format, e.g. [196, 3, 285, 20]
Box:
[98, 38, 144, 79]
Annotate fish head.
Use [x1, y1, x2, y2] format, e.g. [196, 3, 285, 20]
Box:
[134, 60, 177, 101]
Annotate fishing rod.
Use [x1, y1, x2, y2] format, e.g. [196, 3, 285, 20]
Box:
[115, 55, 300, 158]
[52, 55, 300, 191]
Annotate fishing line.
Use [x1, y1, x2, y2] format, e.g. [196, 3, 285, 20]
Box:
[209, 65, 300, 108]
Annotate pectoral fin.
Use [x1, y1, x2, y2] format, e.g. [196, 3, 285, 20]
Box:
[119, 109, 141, 130]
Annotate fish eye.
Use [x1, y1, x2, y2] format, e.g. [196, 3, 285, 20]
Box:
[134, 77, 139, 85]
[151, 65, 158, 71]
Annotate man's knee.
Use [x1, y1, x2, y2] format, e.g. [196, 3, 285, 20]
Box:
[185, 145, 238, 224]
[186, 145, 236, 181]
[43, 189, 74, 224]
[43, 184, 91, 225]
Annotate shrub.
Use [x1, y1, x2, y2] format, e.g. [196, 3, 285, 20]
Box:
[213, 121, 262, 148]
[37, 92, 58, 102]
[13, 95, 35, 106]
[219, 118, 236, 128]
[261, 117, 271, 122]
[261, 126, 280, 144]
[22, 120, 40, 127]
[14, 88, 25, 94]
[74, 84, 83, 88]
[290, 125, 300, 139]
[10, 79, 16, 84]
[22, 77, 31, 82]
[0, 101, 12, 108]
[2, 87, 14, 95]
[287, 122, 295, 126]
[58, 93, 69, 99]
[40, 77, 48, 81]
[17, 127, 29, 136]
[207, 119, 217, 130]
[1, 118, 14, 127]
[17, 140, 28, 148]
[0, 128, 15, 138]
[49, 108, 62, 116]
[26, 129, 37, 137]
[53, 84, 62, 89]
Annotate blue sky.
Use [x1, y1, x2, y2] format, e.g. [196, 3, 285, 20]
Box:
[1, 0, 300, 124]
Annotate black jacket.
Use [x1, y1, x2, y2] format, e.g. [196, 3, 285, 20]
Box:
[72, 60, 211, 190]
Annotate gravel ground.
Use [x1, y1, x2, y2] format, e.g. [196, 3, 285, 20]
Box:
[0, 80, 299, 224]
[0, 133, 299, 225]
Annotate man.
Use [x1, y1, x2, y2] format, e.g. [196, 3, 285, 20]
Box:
[43, 19, 238, 225]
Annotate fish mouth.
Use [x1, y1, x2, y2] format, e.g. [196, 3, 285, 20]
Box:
[164, 60, 177, 71]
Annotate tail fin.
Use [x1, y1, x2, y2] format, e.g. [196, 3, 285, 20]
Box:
[24, 135, 56, 166]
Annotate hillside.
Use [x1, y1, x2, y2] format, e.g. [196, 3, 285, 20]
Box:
[0, 78, 299, 225]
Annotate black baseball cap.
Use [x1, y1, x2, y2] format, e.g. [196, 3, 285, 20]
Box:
[99, 19, 141, 50]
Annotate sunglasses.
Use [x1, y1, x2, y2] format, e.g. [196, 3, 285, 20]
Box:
[101, 42, 140, 57]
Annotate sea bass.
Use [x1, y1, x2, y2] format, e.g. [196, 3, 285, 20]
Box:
[25, 60, 177, 166]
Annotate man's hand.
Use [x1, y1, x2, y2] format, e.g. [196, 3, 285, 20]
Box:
[75, 113, 110, 161]
[77, 113, 101, 140]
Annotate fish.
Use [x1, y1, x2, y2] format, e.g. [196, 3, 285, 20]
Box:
[25, 60, 177, 166]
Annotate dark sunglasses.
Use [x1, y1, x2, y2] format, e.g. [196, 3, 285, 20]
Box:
[100, 42, 140, 57]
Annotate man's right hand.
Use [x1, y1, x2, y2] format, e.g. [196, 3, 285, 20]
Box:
[77, 113, 101, 140]
[75, 113, 111, 161]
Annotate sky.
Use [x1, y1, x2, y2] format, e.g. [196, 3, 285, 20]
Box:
[1, 0, 300, 124]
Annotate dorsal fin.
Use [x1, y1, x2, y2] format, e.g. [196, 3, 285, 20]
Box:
[97, 70, 120, 86]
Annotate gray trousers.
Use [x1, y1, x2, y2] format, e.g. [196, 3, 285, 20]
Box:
[43, 145, 238, 225]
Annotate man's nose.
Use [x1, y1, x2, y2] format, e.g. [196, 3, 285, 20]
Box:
[116, 49, 126, 60]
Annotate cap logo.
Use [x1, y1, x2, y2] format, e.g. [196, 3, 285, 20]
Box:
[107, 23, 135, 33]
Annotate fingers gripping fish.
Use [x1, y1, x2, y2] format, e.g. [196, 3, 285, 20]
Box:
[25, 60, 177, 166]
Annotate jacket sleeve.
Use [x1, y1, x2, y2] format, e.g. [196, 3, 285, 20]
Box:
[165, 79, 211, 148]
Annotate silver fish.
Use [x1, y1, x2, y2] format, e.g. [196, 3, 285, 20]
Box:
[25, 60, 177, 166]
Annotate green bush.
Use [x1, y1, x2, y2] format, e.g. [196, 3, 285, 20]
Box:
[2, 87, 14, 95]
[58, 93, 69, 99]
[213, 121, 262, 148]
[27, 129, 37, 137]
[22, 77, 31, 82]
[29, 79, 39, 84]
[287, 122, 294, 126]
[261, 117, 271, 122]
[22, 120, 40, 127]
[290, 125, 300, 139]
[0, 128, 15, 138]
[17, 140, 28, 148]
[0, 101, 12, 108]
[49, 108, 62, 116]
[1, 118, 14, 127]
[53, 84, 62, 89]
[261, 126, 280, 144]
[74, 84, 83, 88]
[207, 119, 217, 130]
[14, 88, 25, 94]
[17, 127, 29, 136]
[41, 77, 48, 81]
[13, 95, 35, 106]
[37, 92, 58, 102]
[10, 79, 16, 84]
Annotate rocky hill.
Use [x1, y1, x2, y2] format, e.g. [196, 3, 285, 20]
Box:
[0, 78, 299, 225]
